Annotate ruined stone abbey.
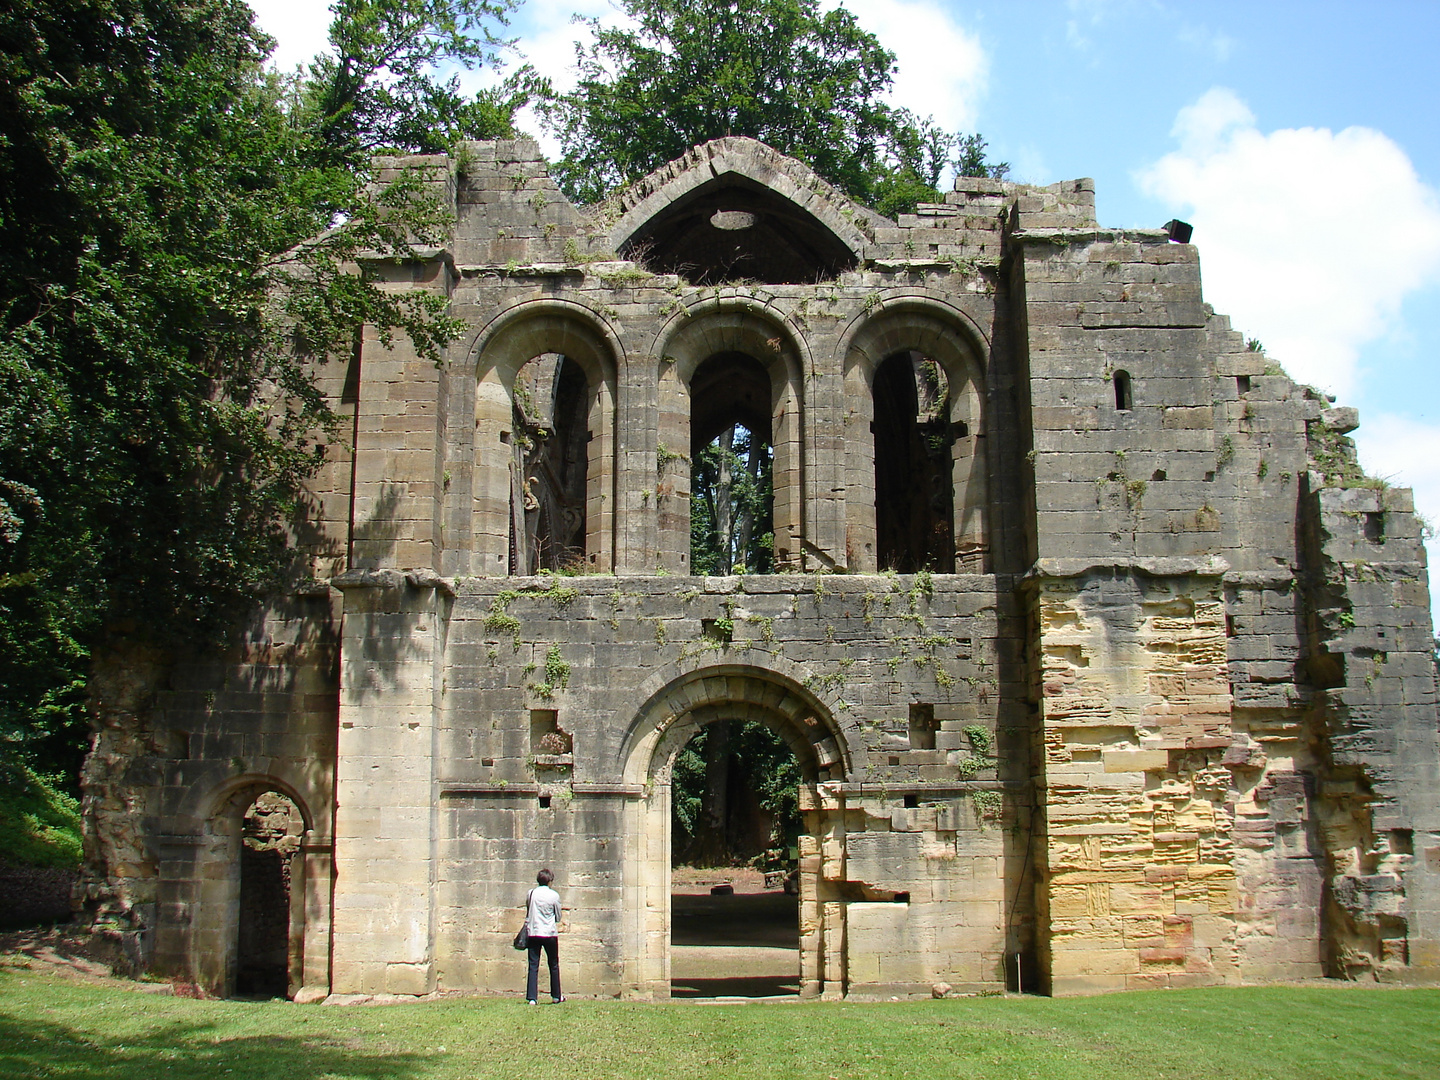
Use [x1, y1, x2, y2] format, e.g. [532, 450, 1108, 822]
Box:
[81, 137, 1440, 999]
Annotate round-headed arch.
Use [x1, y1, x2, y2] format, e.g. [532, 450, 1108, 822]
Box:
[469, 298, 624, 389]
[840, 296, 990, 401]
[618, 659, 858, 787]
[468, 299, 623, 574]
[196, 772, 315, 834]
[652, 297, 809, 571]
[840, 296, 993, 573]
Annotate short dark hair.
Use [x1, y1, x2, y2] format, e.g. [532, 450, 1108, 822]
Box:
[537, 868, 554, 886]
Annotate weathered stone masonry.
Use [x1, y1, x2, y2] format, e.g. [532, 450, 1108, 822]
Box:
[79, 137, 1440, 998]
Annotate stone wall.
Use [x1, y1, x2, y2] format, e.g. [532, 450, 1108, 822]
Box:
[78, 136, 1440, 999]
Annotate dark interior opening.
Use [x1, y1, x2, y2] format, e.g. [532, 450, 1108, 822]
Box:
[509, 354, 590, 574]
[874, 351, 954, 572]
[1114, 369, 1133, 411]
[621, 174, 858, 285]
[235, 791, 300, 998]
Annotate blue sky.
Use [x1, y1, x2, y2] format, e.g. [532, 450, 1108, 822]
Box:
[253, 0, 1440, 606]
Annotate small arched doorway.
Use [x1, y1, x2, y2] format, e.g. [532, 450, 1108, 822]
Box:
[619, 664, 851, 999]
[236, 791, 304, 996]
[196, 780, 311, 998]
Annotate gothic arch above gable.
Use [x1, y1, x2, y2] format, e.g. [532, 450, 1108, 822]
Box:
[595, 138, 882, 285]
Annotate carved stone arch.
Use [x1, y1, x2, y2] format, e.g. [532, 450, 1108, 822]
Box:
[468, 301, 621, 575]
[841, 299, 991, 572]
[652, 299, 809, 571]
[617, 657, 856, 786]
[195, 772, 316, 831]
[615, 660, 854, 999]
[174, 775, 319, 998]
[599, 137, 881, 285]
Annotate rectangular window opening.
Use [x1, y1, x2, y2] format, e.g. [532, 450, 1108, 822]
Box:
[908, 703, 936, 750]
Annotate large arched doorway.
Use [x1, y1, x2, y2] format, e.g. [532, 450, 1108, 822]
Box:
[618, 664, 851, 999]
[668, 718, 801, 997]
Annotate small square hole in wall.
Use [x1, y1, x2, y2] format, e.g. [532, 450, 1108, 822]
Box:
[1237, 375, 1251, 394]
[1152, 469, 1167, 482]
[888, 756, 901, 767]
[908, 703, 936, 750]
[903, 794, 918, 809]
[481, 757, 495, 767]
[530, 709, 571, 755]
[1365, 512, 1385, 544]
[1391, 829, 1414, 855]
[538, 795, 551, 809]
[702, 618, 733, 644]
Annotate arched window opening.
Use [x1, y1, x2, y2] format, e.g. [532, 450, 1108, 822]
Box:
[690, 353, 774, 574]
[1113, 369, 1133, 411]
[873, 351, 955, 572]
[670, 719, 802, 998]
[236, 791, 303, 998]
[510, 354, 590, 574]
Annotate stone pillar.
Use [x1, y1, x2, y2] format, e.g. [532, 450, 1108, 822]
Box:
[330, 570, 449, 995]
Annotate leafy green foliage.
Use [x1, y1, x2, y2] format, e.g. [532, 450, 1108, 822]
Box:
[0, 0, 516, 789]
[671, 721, 800, 860]
[540, 0, 1004, 214]
[690, 424, 773, 575]
[0, 765, 82, 869]
[302, 0, 540, 155]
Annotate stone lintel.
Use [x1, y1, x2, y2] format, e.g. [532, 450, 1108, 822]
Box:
[1011, 227, 1171, 247]
[832, 780, 1026, 797]
[330, 568, 455, 596]
[1023, 555, 1229, 586]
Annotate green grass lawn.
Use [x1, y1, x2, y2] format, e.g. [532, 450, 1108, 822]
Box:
[2, 970, 1437, 1080]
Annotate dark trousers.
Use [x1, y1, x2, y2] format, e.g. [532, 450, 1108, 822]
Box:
[526, 936, 560, 1001]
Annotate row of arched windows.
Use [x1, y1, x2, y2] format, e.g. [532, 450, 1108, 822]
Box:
[470, 302, 990, 577]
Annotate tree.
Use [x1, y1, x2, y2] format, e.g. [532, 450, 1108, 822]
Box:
[303, 0, 538, 156]
[690, 425, 773, 575]
[541, 0, 1002, 212]
[0, 0, 519, 806]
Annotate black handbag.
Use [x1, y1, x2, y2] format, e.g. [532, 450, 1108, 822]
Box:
[513, 888, 532, 950]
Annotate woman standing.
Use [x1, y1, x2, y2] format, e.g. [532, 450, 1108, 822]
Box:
[524, 868, 564, 1004]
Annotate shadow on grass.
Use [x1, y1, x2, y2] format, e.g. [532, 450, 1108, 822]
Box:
[0, 1013, 425, 1080]
[670, 975, 800, 998]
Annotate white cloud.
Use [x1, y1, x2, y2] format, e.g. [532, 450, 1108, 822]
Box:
[1137, 87, 1440, 401]
[248, 0, 334, 70]
[838, 0, 987, 134]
